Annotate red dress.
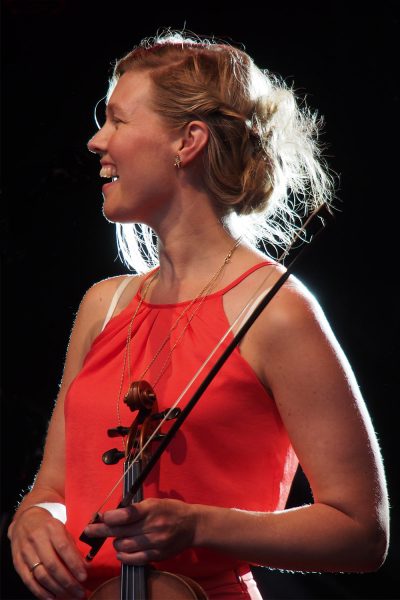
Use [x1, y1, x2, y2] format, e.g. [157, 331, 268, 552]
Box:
[64, 263, 298, 597]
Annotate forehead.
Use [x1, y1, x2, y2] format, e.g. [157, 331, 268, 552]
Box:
[107, 70, 153, 114]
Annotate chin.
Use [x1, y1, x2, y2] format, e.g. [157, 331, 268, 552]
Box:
[102, 209, 132, 225]
[102, 203, 148, 226]
[101, 190, 167, 226]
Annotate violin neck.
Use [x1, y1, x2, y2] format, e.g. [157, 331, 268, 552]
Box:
[121, 459, 146, 600]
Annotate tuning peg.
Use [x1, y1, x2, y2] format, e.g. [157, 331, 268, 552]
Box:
[152, 408, 181, 421]
[102, 448, 125, 465]
[107, 426, 130, 438]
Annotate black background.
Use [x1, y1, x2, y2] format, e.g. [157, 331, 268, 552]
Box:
[1, 1, 399, 598]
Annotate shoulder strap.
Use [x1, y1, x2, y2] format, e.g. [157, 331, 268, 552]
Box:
[217, 261, 275, 296]
[101, 276, 133, 332]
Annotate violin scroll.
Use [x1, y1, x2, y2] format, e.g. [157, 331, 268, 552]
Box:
[124, 380, 156, 412]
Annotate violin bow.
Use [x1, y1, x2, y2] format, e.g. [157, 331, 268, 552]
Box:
[80, 203, 333, 560]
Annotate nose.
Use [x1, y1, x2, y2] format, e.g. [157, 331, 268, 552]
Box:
[87, 128, 107, 155]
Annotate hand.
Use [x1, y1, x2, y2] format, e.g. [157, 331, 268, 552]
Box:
[84, 498, 198, 565]
[9, 507, 87, 599]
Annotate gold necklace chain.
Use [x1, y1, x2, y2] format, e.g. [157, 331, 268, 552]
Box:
[116, 238, 241, 435]
[115, 272, 157, 438]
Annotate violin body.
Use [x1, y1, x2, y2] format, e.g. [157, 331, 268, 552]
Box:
[90, 569, 208, 599]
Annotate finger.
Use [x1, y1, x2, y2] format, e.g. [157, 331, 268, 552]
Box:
[102, 505, 145, 526]
[18, 548, 65, 598]
[10, 511, 87, 599]
[14, 557, 55, 600]
[113, 534, 152, 553]
[84, 502, 157, 538]
[11, 536, 53, 600]
[15, 542, 86, 600]
[116, 548, 162, 565]
[31, 561, 85, 599]
[50, 530, 87, 583]
[19, 550, 85, 600]
[84, 506, 143, 538]
[34, 521, 88, 582]
[85, 521, 140, 538]
[27, 536, 86, 597]
[27, 562, 66, 599]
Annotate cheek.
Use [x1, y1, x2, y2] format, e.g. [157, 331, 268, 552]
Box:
[123, 144, 173, 188]
[106, 130, 176, 209]
[115, 155, 175, 213]
[118, 142, 170, 178]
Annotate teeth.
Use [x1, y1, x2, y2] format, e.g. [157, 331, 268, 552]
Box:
[100, 165, 118, 178]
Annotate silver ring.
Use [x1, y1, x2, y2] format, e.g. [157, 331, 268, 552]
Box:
[29, 561, 43, 573]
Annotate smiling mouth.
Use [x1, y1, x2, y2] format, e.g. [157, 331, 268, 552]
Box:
[100, 166, 119, 182]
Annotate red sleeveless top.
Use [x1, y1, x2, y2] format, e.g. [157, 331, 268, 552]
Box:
[64, 263, 298, 592]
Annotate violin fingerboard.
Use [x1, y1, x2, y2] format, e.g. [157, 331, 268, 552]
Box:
[122, 459, 146, 600]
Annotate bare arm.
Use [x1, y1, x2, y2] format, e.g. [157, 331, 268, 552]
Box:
[8, 275, 136, 599]
[193, 278, 389, 571]
[10, 279, 110, 519]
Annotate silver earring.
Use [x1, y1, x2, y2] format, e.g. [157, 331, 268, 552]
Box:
[174, 154, 182, 169]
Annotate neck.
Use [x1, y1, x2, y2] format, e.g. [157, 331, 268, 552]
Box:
[158, 225, 237, 283]
[149, 190, 238, 285]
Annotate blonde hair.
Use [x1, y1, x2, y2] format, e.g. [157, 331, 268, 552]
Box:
[106, 31, 334, 272]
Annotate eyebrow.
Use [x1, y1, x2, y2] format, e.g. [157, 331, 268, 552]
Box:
[106, 102, 128, 116]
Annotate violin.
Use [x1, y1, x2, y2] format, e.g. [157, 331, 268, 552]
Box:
[88, 380, 208, 600]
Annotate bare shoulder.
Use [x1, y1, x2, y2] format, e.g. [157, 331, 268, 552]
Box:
[224, 256, 328, 345]
[77, 274, 143, 343]
[253, 272, 347, 389]
[81, 274, 134, 316]
[262, 273, 329, 335]
[83, 273, 137, 305]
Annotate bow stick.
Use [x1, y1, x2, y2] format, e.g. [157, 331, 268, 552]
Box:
[80, 203, 333, 560]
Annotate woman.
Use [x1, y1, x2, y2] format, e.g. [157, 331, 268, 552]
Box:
[8, 32, 389, 599]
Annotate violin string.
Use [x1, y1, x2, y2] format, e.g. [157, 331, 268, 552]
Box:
[93, 207, 326, 514]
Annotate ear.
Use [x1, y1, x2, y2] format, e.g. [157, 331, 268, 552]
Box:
[177, 121, 209, 166]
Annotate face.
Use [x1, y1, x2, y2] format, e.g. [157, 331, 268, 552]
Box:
[88, 70, 180, 225]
